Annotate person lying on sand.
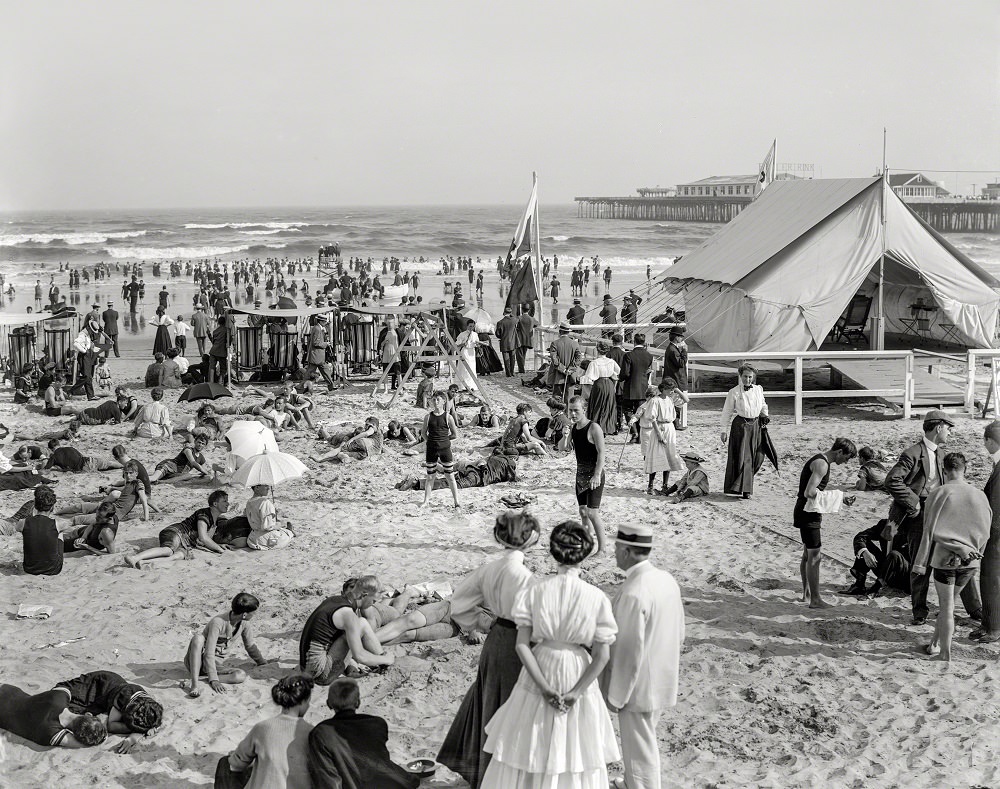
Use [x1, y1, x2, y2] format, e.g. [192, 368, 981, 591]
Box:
[14, 418, 80, 444]
[53, 670, 163, 754]
[394, 454, 517, 491]
[0, 683, 108, 749]
[312, 418, 384, 463]
[10, 444, 49, 470]
[177, 404, 224, 440]
[384, 419, 420, 444]
[44, 437, 122, 473]
[63, 501, 120, 555]
[183, 592, 274, 697]
[57, 460, 149, 527]
[126, 489, 246, 568]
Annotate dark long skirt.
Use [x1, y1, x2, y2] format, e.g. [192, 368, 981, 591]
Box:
[587, 377, 618, 435]
[437, 619, 520, 789]
[725, 415, 760, 495]
[153, 325, 172, 356]
[475, 343, 503, 375]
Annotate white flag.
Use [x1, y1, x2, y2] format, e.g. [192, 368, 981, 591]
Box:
[504, 173, 538, 267]
[754, 140, 776, 199]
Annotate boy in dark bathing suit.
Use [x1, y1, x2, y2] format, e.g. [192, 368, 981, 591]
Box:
[796, 438, 858, 610]
[412, 392, 460, 508]
[54, 670, 163, 753]
[567, 395, 607, 554]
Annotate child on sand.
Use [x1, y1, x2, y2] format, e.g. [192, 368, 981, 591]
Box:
[855, 446, 887, 491]
[499, 402, 548, 456]
[415, 365, 436, 409]
[413, 391, 460, 508]
[664, 451, 711, 502]
[245, 484, 296, 550]
[147, 430, 212, 483]
[184, 592, 273, 697]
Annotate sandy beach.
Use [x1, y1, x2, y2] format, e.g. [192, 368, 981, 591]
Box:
[2, 347, 999, 788]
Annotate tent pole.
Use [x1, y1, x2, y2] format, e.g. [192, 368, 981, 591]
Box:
[875, 130, 887, 351]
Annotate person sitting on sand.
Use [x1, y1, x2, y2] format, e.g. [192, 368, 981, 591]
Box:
[115, 386, 141, 420]
[498, 402, 547, 457]
[299, 575, 395, 686]
[395, 453, 518, 492]
[280, 382, 316, 429]
[0, 683, 107, 748]
[312, 418, 384, 463]
[469, 405, 502, 428]
[259, 394, 296, 433]
[144, 352, 167, 388]
[43, 375, 68, 416]
[663, 451, 711, 502]
[184, 592, 273, 697]
[532, 397, 572, 451]
[44, 437, 122, 473]
[245, 484, 296, 550]
[226, 674, 314, 789]
[57, 460, 150, 527]
[131, 387, 172, 440]
[415, 365, 436, 409]
[842, 518, 911, 597]
[384, 420, 419, 444]
[53, 670, 163, 754]
[856, 446, 888, 491]
[13, 363, 34, 404]
[147, 429, 213, 483]
[317, 678, 419, 789]
[446, 383, 480, 426]
[21, 485, 64, 576]
[126, 489, 240, 568]
[160, 348, 183, 389]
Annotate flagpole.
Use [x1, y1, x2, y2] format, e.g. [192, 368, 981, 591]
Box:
[532, 172, 543, 328]
[875, 128, 887, 350]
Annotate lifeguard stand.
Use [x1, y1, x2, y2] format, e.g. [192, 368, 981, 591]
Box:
[371, 309, 495, 412]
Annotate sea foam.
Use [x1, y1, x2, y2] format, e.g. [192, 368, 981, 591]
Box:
[0, 230, 147, 246]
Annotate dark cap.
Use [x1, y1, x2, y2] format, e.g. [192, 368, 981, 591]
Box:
[923, 409, 955, 427]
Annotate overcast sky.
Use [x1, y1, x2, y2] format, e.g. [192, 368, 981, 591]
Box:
[1, 0, 997, 210]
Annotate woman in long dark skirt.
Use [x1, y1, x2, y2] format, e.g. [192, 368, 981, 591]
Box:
[437, 511, 539, 789]
[149, 307, 174, 356]
[580, 340, 621, 435]
[721, 362, 769, 499]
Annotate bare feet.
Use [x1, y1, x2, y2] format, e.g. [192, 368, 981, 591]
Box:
[181, 681, 201, 698]
[809, 598, 834, 609]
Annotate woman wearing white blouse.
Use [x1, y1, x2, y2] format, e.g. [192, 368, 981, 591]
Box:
[721, 362, 769, 499]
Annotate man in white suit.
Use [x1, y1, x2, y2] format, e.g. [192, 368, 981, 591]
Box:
[601, 525, 685, 789]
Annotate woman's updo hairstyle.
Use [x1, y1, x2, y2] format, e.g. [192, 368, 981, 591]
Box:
[271, 674, 314, 709]
[549, 520, 594, 566]
[494, 510, 540, 550]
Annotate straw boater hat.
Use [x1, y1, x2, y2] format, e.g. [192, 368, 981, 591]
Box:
[558, 321, 571, 332]
[615, 524, 653, 548]
[681, 451, 706, 463]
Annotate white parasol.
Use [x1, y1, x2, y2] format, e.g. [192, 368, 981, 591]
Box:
[460, 305, 494, 333]
[225, 421, 279, 463]
[230, 447, 309, 488]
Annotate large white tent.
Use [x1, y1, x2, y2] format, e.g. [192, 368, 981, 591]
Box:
[662, 177, 1000, 353]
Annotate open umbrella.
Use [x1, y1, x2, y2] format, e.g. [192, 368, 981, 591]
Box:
[230, 447, 308, 488]
[225, 421, 279, 461]
[460, 305, 494, 333]
[178, 382, 234, 402]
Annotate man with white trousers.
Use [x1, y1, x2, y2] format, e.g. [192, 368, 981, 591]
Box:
[601, 524, 685, 789]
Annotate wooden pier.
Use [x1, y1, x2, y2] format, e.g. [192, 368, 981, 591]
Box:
[574, 195, 999, 232]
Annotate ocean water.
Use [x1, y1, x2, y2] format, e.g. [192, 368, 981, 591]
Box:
[0, 204, 719, 283]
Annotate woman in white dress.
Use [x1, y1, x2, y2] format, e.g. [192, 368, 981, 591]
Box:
[630, 380, 684, 495]
[481, 521, 620, 789]
[455, 318, 481, 393]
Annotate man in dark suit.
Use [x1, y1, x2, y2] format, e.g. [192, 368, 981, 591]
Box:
[623, 333, 654, 441]
[494, 306, 518, 377]
[317, 678, 418, 789]
[599, 295, 618, 339]
[567, 298, 586, 326]
[607, 334, 631, 432]
[514, 305, 536, 374]
[662, 327, 689, 429]
[546, 322, 581, 402]
[884, 410, 982, 625]
[102, 301, 120, 358]
[973, 420, 1000, 642]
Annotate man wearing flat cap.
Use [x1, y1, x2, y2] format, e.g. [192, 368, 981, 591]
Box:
[601, 525, 685, 789]
[885, 409, 982, 625]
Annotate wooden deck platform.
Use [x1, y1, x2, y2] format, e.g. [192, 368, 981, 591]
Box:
[828, 358, 966, 408]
